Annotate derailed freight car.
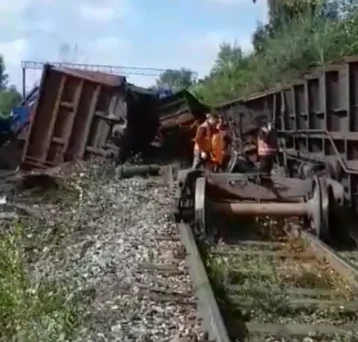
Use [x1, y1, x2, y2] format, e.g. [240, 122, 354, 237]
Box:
[217, 55, 358, 212]
[153, 90, 210, 165]
[21, 64, 159, 170]
[215, 96, 265, 155]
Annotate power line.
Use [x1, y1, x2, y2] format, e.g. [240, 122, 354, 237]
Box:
[21, 60, 199, 78]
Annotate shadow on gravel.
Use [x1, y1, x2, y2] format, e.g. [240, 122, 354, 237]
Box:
[327, 206, 358, 251]
[219, 210, 358, 253]
[214, 216, 287, 244]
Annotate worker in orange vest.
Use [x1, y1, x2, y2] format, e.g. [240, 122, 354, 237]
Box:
[211, 115, 228, 172]
[257, 121, 278, 176]
[192, 113, 219, 169]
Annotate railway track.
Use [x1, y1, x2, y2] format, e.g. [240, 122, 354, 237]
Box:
[205, 220, 358, 341]
[174, 169, 358, 342]
[180, 220, 358, 341]
[122, 166, 213, 342]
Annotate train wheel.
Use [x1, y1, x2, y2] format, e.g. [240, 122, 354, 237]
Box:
[309, 176, 330, 242]
[194, 177, 218, 243]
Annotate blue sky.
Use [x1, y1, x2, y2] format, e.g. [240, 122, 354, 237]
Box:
[0, 0, 268, 91]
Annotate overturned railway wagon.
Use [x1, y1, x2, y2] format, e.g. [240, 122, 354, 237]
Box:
[217, 55, 358, 213]
[21, 64, 159, 170]
[155, 90, 210, 165]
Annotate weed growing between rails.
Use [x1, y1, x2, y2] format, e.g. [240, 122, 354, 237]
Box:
[203, 218, 358, 342]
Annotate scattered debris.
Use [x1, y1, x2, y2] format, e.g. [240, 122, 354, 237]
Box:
[115, 164, 160, 179]
[0, 161, 203, 341]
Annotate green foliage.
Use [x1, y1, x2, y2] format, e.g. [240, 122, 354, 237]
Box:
[0, 55, 8, 91]
[0, 224, 84, 342]
[0, 86, 22, 116]
[194, 0, 358, 104]
[156, 68, 195, 91]
[0, 55, 22, 115]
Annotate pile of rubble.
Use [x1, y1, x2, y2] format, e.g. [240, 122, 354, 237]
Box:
[0, 160, 203, 341]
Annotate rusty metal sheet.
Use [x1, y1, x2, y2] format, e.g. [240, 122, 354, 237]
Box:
[52, 66, 126, 87]
[158, 90, 209, 118]
[21, 64, 126, 170]
[160, 112, 197, 130]
[207, 176, 312, 202]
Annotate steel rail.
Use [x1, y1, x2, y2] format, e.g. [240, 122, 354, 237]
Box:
[179, 219, 358, 341]
[177, 212, 358, 342]
[172, 168, 358, 341]
[288, 224, 358, 289]
[178, 223, 231, 342]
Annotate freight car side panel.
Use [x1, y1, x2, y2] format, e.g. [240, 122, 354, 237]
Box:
[21, 65, 126, 170]
[233, 56, 358, 212]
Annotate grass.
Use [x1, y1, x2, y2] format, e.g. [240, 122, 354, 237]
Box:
[201, 218, 358, 340]
[0, 223, 86, 342]
[0, 162, 107, 342]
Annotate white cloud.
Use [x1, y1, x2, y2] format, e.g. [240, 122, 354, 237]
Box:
[80, 4, 116, 22]
[206, 0, 264, 6]
[0, 0, 268, 92]
[20, 36, 133, 92]
[0, 39, 29, 89]
[83, 37, 131, 65]
[0, 0, 26, 14]
[0, 39, 29, 65]
[79, 0, 131, 22]
[207, 0, 248, 3]
[206, 0, 268, 22]
[82, 37, 155, 87]
[32, 19, 57, 34]
[0, 0, 59, 15]
[0, 0, 26, 29]
[0, 0, 135, 91]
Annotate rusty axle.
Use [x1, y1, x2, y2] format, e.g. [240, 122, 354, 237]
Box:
[193, 175, 331, 241]
[213, 201, 311, 217]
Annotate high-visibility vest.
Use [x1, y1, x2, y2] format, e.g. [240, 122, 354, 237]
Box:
[211, 128, 225, 165]
[257, 131, 278, 156]
[194, 122, 212, 153]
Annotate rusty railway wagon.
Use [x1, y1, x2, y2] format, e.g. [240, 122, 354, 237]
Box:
[216, 55, 358, 214]
[20, 64, 159, 170]
[154, 90, 209, 165]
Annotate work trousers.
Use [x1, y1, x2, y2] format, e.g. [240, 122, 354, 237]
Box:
[259, 155, 275, 175]
[192, 150, 205, 170]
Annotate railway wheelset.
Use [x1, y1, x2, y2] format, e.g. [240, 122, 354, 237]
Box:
[174, 168, 345, 243]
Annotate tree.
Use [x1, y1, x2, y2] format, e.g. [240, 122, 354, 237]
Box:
[252, 0, 340, 54]
[0, 55, 22, 114]
[194, 0, 358, 104]
[156, 68, 195, 90]
[212, 43, 247, 74]
[0, 55, 8, 91]
[192, 42, 252, 102]
[0, 86, 22, 115]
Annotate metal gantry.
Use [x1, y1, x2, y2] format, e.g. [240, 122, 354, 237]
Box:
[20, 60, 198, 98]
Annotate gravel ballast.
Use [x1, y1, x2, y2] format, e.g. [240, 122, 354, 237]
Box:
[0, 163, 202, 342]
